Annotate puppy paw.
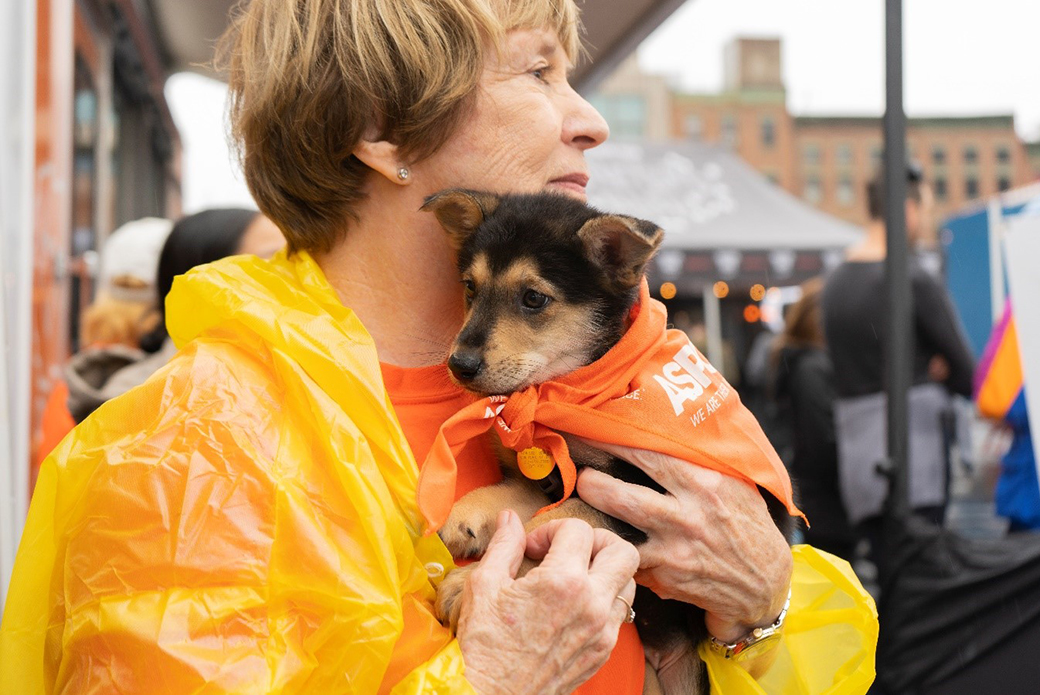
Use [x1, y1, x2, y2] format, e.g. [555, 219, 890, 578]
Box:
[434, 566, 472, 631]
[438, 508, 496, 559]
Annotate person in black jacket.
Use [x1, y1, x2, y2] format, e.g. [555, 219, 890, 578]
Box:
[822, 165, 975, 577]
[773, 278, 856, 561]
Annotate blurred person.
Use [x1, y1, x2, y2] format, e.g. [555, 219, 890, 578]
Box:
[1, 2, 877, 693]
[975, 300, 1040, 532]
[745, 324, 789, 462]
[773, 278, 856, 561]
[32, 217, 172, 477]
[79, 217, 173, 349]
[65, 209, 284, 423]
[822, 165, 975, 575]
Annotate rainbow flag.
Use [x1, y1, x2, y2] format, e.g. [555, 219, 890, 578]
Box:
[975, 299, 1023, 419]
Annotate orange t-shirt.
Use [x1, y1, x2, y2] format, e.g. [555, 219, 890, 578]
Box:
[382, 362, 645, 695]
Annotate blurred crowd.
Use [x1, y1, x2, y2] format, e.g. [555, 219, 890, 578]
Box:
[740, 166, 1036, 595]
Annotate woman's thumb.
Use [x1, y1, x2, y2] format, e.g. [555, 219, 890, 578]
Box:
[477, 510, 526, 580]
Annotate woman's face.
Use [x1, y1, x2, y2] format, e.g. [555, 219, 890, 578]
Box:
[237, 215, 286, 259]
[416, 28, 609, 201]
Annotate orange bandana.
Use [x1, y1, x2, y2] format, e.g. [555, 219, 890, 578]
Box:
[417, 280, 804, 534]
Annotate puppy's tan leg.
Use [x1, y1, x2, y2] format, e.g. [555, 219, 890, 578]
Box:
[642, 662, 664, 695]
[439, 475, 549, 558]
[434, 564, 471, 631]
[652, 646, 708, 695]
[523, 497, 619, 535]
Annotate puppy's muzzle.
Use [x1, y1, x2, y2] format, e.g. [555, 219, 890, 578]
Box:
[448, 351, 484, 382]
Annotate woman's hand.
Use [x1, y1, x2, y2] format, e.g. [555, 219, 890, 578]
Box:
[456, 512, 639, 695]
[575, 442, 792, 645]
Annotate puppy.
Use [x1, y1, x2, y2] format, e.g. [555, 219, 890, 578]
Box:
[422, 190, 793, 695]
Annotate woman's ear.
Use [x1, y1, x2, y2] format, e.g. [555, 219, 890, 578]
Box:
[353, 139, 410, 185]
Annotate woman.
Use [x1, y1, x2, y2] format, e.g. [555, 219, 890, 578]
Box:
[772, 278, 856, 561]
[65, 208, 285, 423]
[0, 1, 876, 693]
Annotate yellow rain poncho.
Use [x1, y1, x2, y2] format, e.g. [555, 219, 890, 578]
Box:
[1, 251, 877, 693]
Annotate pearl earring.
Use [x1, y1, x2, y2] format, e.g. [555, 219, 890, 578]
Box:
[397, 167, 410, 181]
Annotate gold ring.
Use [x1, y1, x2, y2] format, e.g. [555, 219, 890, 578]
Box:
[615, 594, 636, 624]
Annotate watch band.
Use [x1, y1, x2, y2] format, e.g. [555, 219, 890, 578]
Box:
[707, 588, 791, 660]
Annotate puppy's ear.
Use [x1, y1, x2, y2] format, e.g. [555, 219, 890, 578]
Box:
[577, 214, 664, 288]
[421, 189, 501, 250]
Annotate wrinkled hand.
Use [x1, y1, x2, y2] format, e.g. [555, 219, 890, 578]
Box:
[576, 442, 792, 645]
[456, 511, 639, 695]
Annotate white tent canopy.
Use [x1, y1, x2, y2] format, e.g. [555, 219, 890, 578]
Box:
[586, 141, 862, 252]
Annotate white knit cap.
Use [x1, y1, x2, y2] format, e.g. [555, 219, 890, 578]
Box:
[99, 217, 174, 303]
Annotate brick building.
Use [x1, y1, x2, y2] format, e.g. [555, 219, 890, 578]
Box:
[791, 115, 1030, 229]
[1028, 140, 1040, 181]
[591, 38, 1039, 230]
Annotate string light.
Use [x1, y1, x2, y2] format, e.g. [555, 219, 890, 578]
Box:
[744, 305, 761, 322]
[712, 281, 729, 299]
[750, 284, 766, 301]
[660, 282, 677, 300]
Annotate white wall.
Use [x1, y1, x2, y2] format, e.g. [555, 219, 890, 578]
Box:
[0, 0, 36, 610]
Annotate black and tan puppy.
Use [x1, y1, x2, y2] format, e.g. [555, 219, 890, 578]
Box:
[423, 190, 792, 695]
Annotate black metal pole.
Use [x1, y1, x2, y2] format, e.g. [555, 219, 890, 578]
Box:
[884, 0, 911, 522]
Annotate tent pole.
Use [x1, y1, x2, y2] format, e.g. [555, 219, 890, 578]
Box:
[702, 284, 725, 375]
[884, 0, 911, 521]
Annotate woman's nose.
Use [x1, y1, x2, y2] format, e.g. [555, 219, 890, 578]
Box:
[562, 91, 609, 150]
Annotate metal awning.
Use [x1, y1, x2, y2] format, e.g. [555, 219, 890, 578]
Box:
[144, 0, 691, 91]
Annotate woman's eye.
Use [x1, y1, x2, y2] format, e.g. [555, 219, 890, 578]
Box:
[522, 290, 551, 310]
[530, 64, 551, 83]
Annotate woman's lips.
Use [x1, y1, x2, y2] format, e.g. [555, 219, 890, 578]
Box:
[547, 173, 589, 195]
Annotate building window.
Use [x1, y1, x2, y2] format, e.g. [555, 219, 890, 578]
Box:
[837, 176, 854, 206]
[870, 145, 883, 168]
[998, 176, 1011, 192]
[837, 144, 853, 166]
[963, 145, 978, 165]
[685, 115, 703, 140]
[934, 176, 948, 201]
[804, 177, 822, 204]
[932, 145, 946, 165]
[761, 117, 775, 148]
[587, 94, 646, 138]
[996, 145, 1011, 165]
[722, 114, 738, 147]
[803, 143, 821, 166]
[966, 176, 979, 199]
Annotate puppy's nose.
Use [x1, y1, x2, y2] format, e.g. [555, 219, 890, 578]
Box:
[448, 352, 484, 381]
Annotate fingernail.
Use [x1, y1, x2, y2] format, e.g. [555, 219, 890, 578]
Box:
[497, 510, 511, 529]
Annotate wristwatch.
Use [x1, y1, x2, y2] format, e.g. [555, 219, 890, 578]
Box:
[707, 588, 791, 660]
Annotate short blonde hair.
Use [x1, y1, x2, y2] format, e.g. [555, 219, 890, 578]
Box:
[220, 0, 582, 254]
[80, 295, 159, 349]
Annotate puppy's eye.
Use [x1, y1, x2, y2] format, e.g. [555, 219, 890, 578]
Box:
[521, 289, 551, 310]
[462, 279, 476, 301]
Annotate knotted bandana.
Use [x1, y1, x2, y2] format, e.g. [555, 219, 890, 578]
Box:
[417, 280, 803, 534]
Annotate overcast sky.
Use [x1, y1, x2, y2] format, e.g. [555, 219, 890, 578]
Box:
[167, 0, 1040, 213]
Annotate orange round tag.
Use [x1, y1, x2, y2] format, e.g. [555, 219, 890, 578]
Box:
[518, 447, 554, 480]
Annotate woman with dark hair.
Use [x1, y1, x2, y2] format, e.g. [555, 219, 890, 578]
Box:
[773, 278, 856, 561]
[139, 208, 284, 353]
[65, 208, 283, 421]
